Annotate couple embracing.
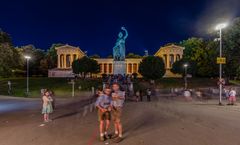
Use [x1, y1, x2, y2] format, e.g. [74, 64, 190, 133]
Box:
[95, 83, 125, 143]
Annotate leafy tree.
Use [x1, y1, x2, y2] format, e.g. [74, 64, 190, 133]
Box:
[46, 43, 64, 69]
[89, 54, 101, 58]
[223, 18, 240, 79]
[180, 37, 204, 60]
[126, 53, 142, 58]
[192, 41, 218, 77]
[139, 56, 165, 80]
[17, 45, 46, 76]
[107, 55, 113, 58]
[236, 66, 240, 80]
[0, 31, 21, 77]
[171, 59, 197, 77]
[180, 38, 218, 77]
[72, 56, 100, 78]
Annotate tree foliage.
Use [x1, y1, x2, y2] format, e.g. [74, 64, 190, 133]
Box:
[17, 45, 46, 76]
[171, 59, 197, 76]
[126, 53, 142, 58]
[139, 56, 165, 80]
[45, 43, 64, 69]
[89, 54, 101, 58]
[0, 31, 21, 77]
[72, 56, 100, 78]
[179, 38, 218, 77]
[223, 18, 240, 78]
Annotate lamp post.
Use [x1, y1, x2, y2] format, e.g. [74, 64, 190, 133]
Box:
[184, 64, 188, 89]
[215, 23, 228, 105]
[24, 56, 31, 96]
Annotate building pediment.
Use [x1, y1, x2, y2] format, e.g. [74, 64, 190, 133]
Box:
[56, 44, 85, 56]
[154, 44, 184, 56]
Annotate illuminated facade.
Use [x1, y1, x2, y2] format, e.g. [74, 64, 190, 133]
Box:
[48, 44, 183, 77]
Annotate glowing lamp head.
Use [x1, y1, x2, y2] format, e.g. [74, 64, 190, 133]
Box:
[184, 64, 188, 68]
[215, 23, 228, 30]
[24, 56, 31, 59]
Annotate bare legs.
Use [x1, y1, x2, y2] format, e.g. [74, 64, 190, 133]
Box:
[43, 113, 49, 122]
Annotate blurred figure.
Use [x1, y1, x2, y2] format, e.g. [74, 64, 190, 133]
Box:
[228, 88, 237, 105]
[135, 90, 140, 102]
[147, 89, 152, 102]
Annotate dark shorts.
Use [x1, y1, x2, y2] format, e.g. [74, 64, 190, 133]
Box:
[112, 107, 122, 122]
[98, 110, 111, 121]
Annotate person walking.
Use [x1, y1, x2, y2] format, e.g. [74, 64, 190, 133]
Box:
[95, 86, 112, 142]
[111, 83, 125, 143]
[147, 89, 152, 102]
[228, 88, 237, 105]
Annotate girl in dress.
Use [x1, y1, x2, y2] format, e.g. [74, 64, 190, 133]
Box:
[42, 89, 53, 122]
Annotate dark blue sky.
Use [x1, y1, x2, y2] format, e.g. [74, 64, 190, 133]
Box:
[0, 0, 240, 57]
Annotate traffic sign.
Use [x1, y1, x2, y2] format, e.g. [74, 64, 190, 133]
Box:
[217, 57, 226, 64]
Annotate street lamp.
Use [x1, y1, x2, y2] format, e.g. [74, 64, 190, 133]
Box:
[215, 22, 228, 105]
[24, 55, 31, 96]
[184, 64, 188, 89]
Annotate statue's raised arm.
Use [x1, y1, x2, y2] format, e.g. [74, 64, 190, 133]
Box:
[121, 27, 128, 40]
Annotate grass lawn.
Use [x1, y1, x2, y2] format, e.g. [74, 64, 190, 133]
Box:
[0, 77, 102, 98]
[0, 77, 223, 98]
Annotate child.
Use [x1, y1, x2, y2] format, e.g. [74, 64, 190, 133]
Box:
[228, 88, 237, 105]
[95, 86, 112, 142]
[42, 89, 53, 122]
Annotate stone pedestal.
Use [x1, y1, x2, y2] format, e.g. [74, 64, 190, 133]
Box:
[113, 61, 126, 75]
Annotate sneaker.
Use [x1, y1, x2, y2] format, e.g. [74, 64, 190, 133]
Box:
[111, 134, 119, 139]
[100, 136, 105, 142]
[113, 137, 123, 143]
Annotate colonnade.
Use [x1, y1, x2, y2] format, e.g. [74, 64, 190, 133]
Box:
[57, 53, 78, 69]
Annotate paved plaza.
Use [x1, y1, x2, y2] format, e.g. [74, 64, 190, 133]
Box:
[1, 96, 240, 145]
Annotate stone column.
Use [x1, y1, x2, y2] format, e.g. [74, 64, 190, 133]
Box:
[132, 63, 134, 73]
[173, 54, 176, 63]
[136, 63, 139, 73]
[63, 54, 66, 68]
[58, 55, 60, 68]
[166, 55, 170, 69]
[106, 63, 109, 74]
[70, 54, 73, 67]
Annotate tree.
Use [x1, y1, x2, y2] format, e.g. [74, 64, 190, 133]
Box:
[89, 54, 101, 58]
[126, 53, 142, 58]
[17, 45, 46, 76]
[222, 18, 240, 79]
[171, 59, 197, 77]
[107, 55, 113, 58]
[180, 37, 204, 60]
[46, 43, 64, 69]
[139, 56, 165, 80]
[72, 56, 100, 78]
[0, 31, 21, 77]
[180, 38, 218, 77]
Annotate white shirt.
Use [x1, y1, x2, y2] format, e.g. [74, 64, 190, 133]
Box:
[229, 90, 236, 97]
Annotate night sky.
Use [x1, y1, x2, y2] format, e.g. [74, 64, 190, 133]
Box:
[0, 0, 240, 57]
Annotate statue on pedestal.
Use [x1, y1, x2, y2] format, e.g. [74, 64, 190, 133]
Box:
[113, 27, 128, 61]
